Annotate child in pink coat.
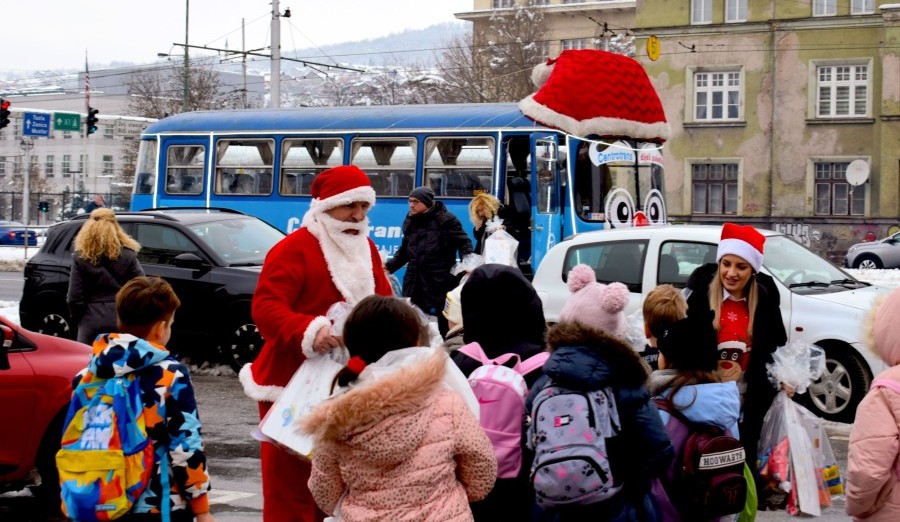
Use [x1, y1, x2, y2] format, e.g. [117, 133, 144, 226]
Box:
[846, 287, 900, 521]
[299, 295, 497, 522]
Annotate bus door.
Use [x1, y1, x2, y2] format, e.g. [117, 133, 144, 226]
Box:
[530, 134, 561, 271]
[154, 137, 210, 208]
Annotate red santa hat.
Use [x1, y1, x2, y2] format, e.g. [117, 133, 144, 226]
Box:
[519, 49, 671, 142]
[716, 222, 765, 272]
[310, 165, 376, 213]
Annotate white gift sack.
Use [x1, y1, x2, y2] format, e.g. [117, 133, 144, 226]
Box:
[258, 347, 349, 458]
[483, 229, 519, 266]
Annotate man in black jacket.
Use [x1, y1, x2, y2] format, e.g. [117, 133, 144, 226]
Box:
[386, 186, 473, 336]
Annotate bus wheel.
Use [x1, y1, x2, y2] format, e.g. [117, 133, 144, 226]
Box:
[219, 317, 262, 373]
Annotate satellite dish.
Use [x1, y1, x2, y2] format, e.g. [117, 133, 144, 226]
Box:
[846, 159, 870, 187]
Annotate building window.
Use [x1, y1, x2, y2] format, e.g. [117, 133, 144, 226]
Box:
[492, 0, 514, 8]
[102, 155, 114, 174]
[63, 154, 71, 175]
[561, 38, 588, 51]
[104, 126, 114, 139]
[852, 0, 874, 14]
[13, 157, 22, 176]
[726, 0, 747, 22]
[813, 0, 836, 16]
[534, 40, 550, 59]
[79, 154, 85, 173]
[530, 0, 549, 4]
[692, 0, 712, 24]
[692, 163, 738, 214]
[815, 162, 864, 215]
[63, 130, 72, 139]
[816, 64, 868, 118]
[0, 157, 5, 175]
[694, 70, 742, 121]
[45, 155, 54, 174]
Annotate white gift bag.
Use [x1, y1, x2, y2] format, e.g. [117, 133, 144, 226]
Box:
[258, 347, 349, 458]
[483, 229, 519, 266]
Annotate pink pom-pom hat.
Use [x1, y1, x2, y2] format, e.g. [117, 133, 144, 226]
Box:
[560, 263, 630, 338]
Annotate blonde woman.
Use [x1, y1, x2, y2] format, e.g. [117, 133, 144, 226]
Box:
[67, 208, 144, 345]
[468, 192, 516, 256]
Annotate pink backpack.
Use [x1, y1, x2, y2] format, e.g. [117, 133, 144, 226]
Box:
[458, 342, 549, 478]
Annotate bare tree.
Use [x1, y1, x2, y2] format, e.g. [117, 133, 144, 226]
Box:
[126, 61, 235, 119]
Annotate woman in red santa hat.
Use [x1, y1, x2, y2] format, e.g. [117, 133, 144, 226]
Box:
[241, 164, 394, 522]
[682, 222, 789, 489]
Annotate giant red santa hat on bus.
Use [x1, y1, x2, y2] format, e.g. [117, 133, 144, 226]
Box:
[519, 49, 671, 143]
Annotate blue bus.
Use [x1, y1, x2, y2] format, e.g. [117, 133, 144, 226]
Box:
[131, 103, 667, 274]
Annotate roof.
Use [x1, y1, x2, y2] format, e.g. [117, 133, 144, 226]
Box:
[142, 103, 548, 135]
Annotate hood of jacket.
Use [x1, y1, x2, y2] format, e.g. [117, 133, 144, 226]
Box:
[88, 333, 171, 379]
[462, 263, 546, 354]
[659, 381, 741, 432]
[544, 321, 649, 389]
[300, 348, 447, 466]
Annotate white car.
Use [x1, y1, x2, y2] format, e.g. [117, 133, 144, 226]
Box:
[532, 224, 891, 423]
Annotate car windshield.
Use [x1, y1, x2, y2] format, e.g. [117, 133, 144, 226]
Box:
[764, 235, 866, 292]
[190, 217, 284, 266]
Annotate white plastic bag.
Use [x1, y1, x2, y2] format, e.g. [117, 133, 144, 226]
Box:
[483, 228, 519, 266]
[258, 347, 349, 458]
[766, 341, 826, 395]
[451, 253, 483, 276]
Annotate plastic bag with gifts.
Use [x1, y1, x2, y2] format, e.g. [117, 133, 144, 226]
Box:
[766, 341, 826, 394]
[451, 253, 484, 276]
[483, 229, 519, 266]
[257, 346, 349, 458]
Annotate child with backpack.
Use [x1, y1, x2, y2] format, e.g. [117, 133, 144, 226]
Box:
[299, 295, 496, 522]
[449, 263, 548, 521]
[846, 287, 900, 521]
[57, 276, 214, 522]
[526, 264, 673, 521]
[645, 284, 745, 521]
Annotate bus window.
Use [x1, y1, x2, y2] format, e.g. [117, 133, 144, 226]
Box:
[165, 145, 205, 195]
[134, 140, 158, 195]
[350, 138, 416, 197]
[536, 139, 558, 214]
[280, 138, 344, 196]
[423, 137, 494, 198]
[214, 139, 275, 195]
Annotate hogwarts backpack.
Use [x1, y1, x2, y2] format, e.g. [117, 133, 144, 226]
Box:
[527, 383, 623, 507]
[56, 372, 167, 521]
[655, 397, 747, 519]
[458, 342, 548, 478]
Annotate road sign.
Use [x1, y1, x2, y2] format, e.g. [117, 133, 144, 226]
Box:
[54, 112, 81, 131]
[23, 112, 51, 137]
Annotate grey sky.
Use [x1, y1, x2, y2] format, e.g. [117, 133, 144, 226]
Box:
[4, 0, 471, 72]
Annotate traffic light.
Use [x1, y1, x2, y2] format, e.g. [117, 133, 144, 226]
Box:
[86, 107, 99, 135]
[38, 201, 49, 213]
[0, 99, 10, 130]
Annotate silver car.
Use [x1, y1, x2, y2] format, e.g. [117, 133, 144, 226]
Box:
[844, 231, 900, 269]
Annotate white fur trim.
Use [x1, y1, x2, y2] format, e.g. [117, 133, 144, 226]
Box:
[302, 316, 333, 358]
[314, 186, 376, 213]
[239, 363, 285, 403]
[531, 62, 554, 88]
[518, 95, 672, 142]
[717, 238, 764, 272]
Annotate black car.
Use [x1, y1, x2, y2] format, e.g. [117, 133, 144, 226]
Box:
[20, 208, 286, 371]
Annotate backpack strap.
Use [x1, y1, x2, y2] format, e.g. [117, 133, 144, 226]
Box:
[654, 397, 696, 428]
[458, 342, 523, 369]
[517, 352, 550, 376]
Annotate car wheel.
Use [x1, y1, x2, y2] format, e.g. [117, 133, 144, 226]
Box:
[219, 313, 263, 372]
[36, 305, 74, 339]
[800, 343, 870, 423]
[853, 254, 882, 269]
[29, 411, 64, 517]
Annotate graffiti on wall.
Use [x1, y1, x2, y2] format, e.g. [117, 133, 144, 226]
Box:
[774, 223, 811, 247]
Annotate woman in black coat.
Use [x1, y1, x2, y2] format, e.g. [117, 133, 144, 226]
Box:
[67, 208, 144, 345]
[683, 223, 788, 478]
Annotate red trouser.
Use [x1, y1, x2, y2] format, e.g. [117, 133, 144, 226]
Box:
[259, 402, 327, 522]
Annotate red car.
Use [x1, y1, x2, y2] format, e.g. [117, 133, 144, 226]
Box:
[0, 316, 91, 512]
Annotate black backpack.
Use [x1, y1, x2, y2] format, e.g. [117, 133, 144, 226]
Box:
[655, 398, 747, 519]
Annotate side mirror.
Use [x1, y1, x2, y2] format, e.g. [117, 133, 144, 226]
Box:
[0, 324, 13, 370]
[174, 252, 209, 270]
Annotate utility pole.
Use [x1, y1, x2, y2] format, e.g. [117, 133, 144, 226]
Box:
[270, 0, 281, 108]
[184, 0, 190, 112]
[19, 138, 33, 256]
[242, 18, 248, 108]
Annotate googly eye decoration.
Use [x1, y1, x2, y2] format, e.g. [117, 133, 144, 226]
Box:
[604, 188, 635, 229]
[643, 189, 667, 225]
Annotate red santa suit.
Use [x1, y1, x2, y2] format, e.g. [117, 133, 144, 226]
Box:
[240, 165, 393, 522]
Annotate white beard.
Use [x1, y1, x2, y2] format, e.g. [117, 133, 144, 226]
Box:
[306, 212, 375, 304]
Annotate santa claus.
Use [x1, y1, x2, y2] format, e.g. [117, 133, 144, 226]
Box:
[241, 164, 393, 521]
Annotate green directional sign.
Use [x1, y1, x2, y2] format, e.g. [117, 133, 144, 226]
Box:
[53, 112, 81, 131]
